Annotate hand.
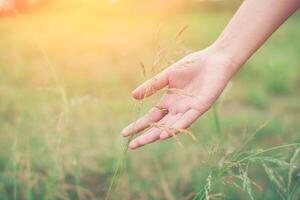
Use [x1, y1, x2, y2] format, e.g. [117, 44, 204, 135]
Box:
[122, 47, 238, 150]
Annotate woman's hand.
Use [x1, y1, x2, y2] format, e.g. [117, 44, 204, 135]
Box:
[121, 0, 299, 150]
[121, 47, 238, 150]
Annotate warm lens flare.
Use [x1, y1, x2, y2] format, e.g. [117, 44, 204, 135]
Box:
[0, 0, 299, 199]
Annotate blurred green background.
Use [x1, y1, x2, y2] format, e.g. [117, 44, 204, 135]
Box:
[0, 0, 299, 199]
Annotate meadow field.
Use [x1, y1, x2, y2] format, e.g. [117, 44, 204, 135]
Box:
[0, 0, 300, 199]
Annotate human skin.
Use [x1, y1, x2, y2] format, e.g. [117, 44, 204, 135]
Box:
[122, 0, 300, 150]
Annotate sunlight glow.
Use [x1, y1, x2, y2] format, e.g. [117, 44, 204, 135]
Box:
[107, 0, 118, 4]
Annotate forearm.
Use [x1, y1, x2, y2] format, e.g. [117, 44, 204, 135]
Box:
[211, 0, 300, 70]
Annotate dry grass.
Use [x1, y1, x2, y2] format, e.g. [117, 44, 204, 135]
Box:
[0, 1, 300, 200]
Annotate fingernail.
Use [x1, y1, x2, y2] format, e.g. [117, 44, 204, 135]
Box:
[132, 90, 140, 99]
[121, 124, 132, 137]
[121, 129, 128, 137]
[129, 142, 138, 149]
[131, 90, 137, 97]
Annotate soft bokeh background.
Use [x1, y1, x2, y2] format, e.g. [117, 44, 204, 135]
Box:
[0, 0, 299, 199]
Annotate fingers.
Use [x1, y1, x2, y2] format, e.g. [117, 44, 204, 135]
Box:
[129, 128, 161, 150]
[160, 109, 200, 140]
[132, 70, 169, 100]
[121, 107, 167, 137]
[129, 113, 182, 149]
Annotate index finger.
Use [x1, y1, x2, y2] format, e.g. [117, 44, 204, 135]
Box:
[132, 70, 169, 100]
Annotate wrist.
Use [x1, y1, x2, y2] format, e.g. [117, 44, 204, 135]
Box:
[209, 32, 253, 69]
[205, 43, 242, 75]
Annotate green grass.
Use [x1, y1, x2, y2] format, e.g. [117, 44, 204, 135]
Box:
[0, 0, 300, 199]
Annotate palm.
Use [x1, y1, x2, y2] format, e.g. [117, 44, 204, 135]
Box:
[122, 50, 235, 149]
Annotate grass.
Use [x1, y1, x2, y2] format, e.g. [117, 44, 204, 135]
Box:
[0, 0, 300, 199]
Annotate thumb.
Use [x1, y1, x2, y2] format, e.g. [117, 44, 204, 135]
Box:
[132, 70, 169, 100]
